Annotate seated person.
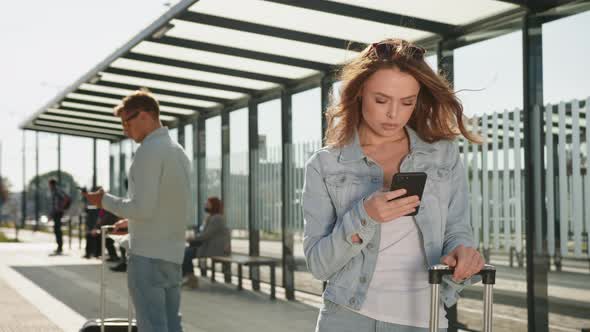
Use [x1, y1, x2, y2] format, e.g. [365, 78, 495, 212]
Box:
[182, 197, 231, 289]
[110, 233, 129, 272]
[89, 208, 121, 262]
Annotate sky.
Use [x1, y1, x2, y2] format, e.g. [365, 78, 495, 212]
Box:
[1, 2, 589, 192]
[0, 0, 182, 191]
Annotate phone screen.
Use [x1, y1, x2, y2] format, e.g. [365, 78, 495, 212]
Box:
[389, 172, 427, 216]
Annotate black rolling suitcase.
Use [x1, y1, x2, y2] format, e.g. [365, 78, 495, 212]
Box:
[428, 264, 496, 332]
[80, 226, 137, 332]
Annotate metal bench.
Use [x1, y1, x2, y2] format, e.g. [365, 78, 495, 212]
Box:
[210, 254, 277, 300]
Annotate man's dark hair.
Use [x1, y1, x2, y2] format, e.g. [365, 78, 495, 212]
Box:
[114, 89, 160, 119]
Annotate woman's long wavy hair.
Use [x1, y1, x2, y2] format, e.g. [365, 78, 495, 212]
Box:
[324, 38, 480, 147]
[206, 197, 223, 215]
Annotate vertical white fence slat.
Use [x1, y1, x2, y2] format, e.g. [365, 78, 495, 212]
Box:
[513, 108, 523, 253]
[492, 112, 500, 249]
[571, 100, 583, 257]
[482, 116, 490, 251]
[545, 105, 556, 257]
[471, 118, 481, 247]
[502, 110, 511, 251]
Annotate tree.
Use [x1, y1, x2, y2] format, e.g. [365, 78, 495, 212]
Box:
[26, 171, 81, 216]
[0, 176, 10, 207]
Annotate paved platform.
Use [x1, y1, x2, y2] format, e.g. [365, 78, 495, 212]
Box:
[0, 228, 319, 332]
[0, 276, 62, 332]
[1, 227, 589, 332]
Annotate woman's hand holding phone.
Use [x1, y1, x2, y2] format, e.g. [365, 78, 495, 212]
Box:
[363, 189, 421, 223]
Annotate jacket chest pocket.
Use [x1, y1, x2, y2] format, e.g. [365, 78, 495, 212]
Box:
[324, 173, 372, 215]
[419, 166, 452, 233]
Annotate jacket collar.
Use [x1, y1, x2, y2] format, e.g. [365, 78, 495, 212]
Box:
[142, 126, 168, 145]
[338, 126, 435, 163]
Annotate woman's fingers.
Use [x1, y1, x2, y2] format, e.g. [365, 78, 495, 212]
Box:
[383, 195, 420, 213]
[471, 251, 485, 277]
[456, 249, 484, 280]
[383, 189, 408, 201]
[385, 195, 419, 208]
[381, 206, 418, 222]
[395, 196, 421, 208]
[366, 191, 421, 222]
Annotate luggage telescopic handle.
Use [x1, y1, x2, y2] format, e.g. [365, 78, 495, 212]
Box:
[100, 226, 111, 332]
[100, 225, 133, 332]
[428, 264, 496, 285]
[428, 264, 496, 332]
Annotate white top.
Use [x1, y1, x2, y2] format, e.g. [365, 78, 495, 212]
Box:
[353, 216, 448, 328]
[102, 127, 193, 264]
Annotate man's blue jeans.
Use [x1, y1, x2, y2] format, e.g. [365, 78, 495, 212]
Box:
[127, 254, 183, 332]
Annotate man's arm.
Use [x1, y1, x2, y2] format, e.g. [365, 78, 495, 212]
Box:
[101, 147, 163, 221]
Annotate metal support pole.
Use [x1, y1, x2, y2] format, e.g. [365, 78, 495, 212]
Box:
[92, 139, 97, 189]
[437, 42, 454, 85]
[57, 134, 62, 185]
[248, 100, 261, 290]
[437, 40, 461, 332]
[34, 131, 39, 231]
[109, 143, 115, 194]
[192, 119, 199, 226]
[523, 13, 549, 332]
[281, 90, 295, 300]
[221, 110, 230, 211]
[320, 76, 333, 292]
[21, 131, 26, 235]
[178, 123, 186, 148]
[220, 111, 231, 284]
[196, 118, 206, 228]
[320, 75, 332, 143]
[552, 137, 561, 271]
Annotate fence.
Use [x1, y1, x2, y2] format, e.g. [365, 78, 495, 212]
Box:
[458, 98, 590, 260]
[216, 98, 590, 261]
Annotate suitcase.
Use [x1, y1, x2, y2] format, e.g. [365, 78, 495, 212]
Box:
[80, 225, 137, 332]
[428, 264, 496, 332]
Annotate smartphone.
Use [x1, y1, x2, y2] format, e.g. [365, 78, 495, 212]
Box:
[389, 172, 427, 216]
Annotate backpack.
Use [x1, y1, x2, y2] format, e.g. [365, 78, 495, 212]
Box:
[62, 193, 72, 211]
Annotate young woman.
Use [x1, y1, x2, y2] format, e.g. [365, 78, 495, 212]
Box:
[302, 39, 484, 332]
[182, 197, 231, 289]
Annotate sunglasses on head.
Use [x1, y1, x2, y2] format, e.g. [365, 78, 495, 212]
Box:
[121, 110, 141, 126]
[371, 42, 426, 61]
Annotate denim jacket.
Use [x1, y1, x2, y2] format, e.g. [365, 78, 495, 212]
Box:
[302, 126, 479, 311]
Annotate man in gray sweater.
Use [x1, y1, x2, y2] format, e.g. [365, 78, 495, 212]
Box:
[84, 90, 192, 332]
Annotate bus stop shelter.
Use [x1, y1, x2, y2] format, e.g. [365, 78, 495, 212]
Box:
[19, 1, 590, 331]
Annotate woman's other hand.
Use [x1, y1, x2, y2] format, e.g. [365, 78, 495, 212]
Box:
[441, 245, 485, 282]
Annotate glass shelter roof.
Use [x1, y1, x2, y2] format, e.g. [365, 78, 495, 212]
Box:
[23, 0, 571, 142]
